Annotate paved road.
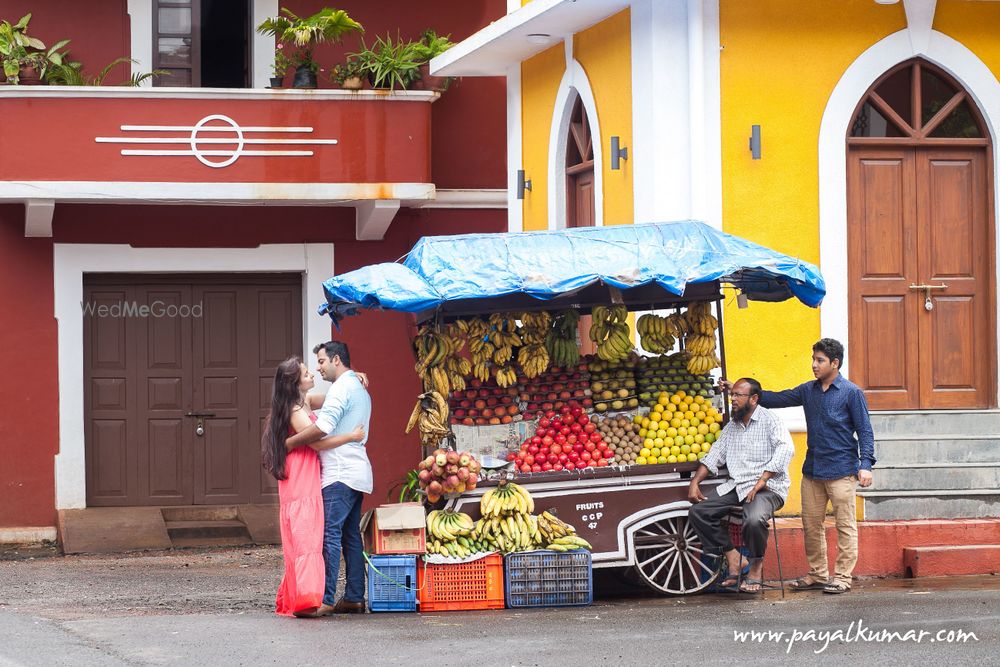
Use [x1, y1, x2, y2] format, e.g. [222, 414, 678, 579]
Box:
[1, 547, 996, 666]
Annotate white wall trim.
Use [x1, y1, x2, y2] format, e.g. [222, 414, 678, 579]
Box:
[0, 527, 58, 544]
[126, 0, 152, 84]
[818, 29, 1000, 389]
[128, 0, 282, 89]
[507, 63, 525, 232]
[631, 0, 722, 226]
[53, 243, 334, 510]
[547, 55, 604, 229]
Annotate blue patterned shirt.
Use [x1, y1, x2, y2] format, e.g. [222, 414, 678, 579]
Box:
[759, 375, 876, 480]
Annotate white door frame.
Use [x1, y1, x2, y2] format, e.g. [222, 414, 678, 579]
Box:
[53, 242, 334, 509]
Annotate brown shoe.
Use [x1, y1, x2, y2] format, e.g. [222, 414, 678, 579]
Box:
[314, 603, 337, 616]
[332, 598, 366, 614]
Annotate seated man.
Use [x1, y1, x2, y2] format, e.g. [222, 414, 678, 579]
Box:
[687, 377, 794, 593]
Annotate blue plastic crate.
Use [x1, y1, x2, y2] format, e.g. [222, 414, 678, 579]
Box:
[504, 550, 593, 608]
[367, 554, 417, 612]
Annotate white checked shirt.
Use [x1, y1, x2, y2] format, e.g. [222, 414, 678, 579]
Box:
[700, 405, 794, 501]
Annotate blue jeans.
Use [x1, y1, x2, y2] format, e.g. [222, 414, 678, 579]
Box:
[321, 482, 365, 605]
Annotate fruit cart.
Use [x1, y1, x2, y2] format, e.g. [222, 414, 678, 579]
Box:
[320, 221, 826, 597]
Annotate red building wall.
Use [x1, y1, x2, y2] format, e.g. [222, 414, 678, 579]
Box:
[0, 208, 59, 527]
[51, 205, 505, 511]
[1, 1, 130, 84]
[0, 0, 508, 526]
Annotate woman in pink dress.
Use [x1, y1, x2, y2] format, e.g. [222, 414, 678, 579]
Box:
[262, 357, 365, 618]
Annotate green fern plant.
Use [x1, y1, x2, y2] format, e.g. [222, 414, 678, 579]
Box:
[256, 7, 363, 73]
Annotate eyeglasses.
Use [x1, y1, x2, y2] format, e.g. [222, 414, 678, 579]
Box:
[729, 392, 752, 398]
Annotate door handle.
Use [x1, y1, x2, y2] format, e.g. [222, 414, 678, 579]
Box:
[908, 283, 948, 311]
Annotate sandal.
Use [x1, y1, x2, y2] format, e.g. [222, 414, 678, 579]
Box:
[823, 581, 851, 594]
[738, 578, 763, 594]
[717, 555, 751, 589]
[789, 577, 827, 592]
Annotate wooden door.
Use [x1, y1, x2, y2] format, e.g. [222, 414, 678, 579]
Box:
[85, 275, 301, 506]
[153, 0, 201, 87]
[916, 149, 991, 407]
[847, 59, 995, 410]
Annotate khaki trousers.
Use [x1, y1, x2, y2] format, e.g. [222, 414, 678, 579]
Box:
[800, 474, 858, 587]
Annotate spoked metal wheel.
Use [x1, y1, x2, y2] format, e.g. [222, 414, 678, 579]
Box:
[631, 511, 720, 595]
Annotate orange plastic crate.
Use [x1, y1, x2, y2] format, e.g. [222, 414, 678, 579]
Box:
[417, 554, 505, 612]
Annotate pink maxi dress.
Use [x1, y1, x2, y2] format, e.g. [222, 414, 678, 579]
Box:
[275, 414, 325, 616]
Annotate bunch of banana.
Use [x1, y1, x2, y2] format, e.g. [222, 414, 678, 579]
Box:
[545, 309, 581, 368]
[537, 510, 577, 540]
[636, 314, 676, 354]
[439, 322, 471, 393]
[426, 510, 484, 557]
[589, 305, 633, 362]
[663, 311, 690, 338]
[404, 391, 451, 447]
[414, 325, 463, 396]
[473, 511, 542, 554]
[495, 364, 518, 388]
[516, 311, 551, 378]
[681, 302, 720, 375]
[545, 535, 593, 552]
[687, 351, 721, 375]
[467, 317, 494, 382]
[684, 301, 718, 335]
[488, 313, 522, 367]
[480, 481, 535, 517]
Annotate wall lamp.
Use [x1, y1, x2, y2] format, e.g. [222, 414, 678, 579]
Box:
[749, 124, 761, 160]
[516, 169, 532, 199]
[610, 136, 628, 170]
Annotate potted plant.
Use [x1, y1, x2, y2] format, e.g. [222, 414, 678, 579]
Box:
[0, 13, 69, 85]
[256, 7, 363, 89]
[269, 43, 292, 88]
[410, 29, 455, 92]
[349, 33, 421, 91]
[45, 57, 168, 86]
[331, 57, 365, 90]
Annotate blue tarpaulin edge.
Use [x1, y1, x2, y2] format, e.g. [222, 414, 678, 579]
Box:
[319, 221, 825, 318]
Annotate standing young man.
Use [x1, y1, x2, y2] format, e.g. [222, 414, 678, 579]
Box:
[286, 341, 372, 614]
[724, 338, 874, 594]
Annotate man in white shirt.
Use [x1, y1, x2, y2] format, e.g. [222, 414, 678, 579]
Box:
[687, 377, 794, 594]
[285, 341, 372, 615]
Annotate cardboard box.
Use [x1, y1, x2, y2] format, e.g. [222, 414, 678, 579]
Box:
[364, 503, 426, 555]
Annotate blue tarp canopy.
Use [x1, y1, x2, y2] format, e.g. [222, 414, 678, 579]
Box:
[319, 221, 825, 319]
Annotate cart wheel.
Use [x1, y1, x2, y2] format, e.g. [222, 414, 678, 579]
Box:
[630, 511, 720, 595]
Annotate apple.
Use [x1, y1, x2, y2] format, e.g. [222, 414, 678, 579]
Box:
[506, 452, 518, 462]
[462, 417, 474, 426]
[475, 417, 488, 426]
[454, 409, 466, 418]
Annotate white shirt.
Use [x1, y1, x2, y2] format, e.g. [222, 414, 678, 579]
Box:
[314, 370, 373, 493]
[700, 405, 794, 501]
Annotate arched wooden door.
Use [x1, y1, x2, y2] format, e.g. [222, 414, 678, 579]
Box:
[847, 59, 996, 409]
[565, 95, 597, 354]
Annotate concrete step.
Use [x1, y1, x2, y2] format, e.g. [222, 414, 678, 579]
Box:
[870, 410, 1000, 437]
[903, 545, 1000, 577]
[161, 506, 240, 522]
[871, 463, 1000, 490]
[164, 519, 251, 541]
[169, 535, 256, 548]
[860, 489, 1000, 520]
[875, 436, 1000, 464]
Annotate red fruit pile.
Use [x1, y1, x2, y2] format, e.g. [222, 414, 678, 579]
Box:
[449, 378, 521, 426]
[507, 402, 615, 474]
[418, 449, 481, 503]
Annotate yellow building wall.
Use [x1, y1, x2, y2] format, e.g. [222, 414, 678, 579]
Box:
[935, 0, 1000, 71]
[519, 10, 633, 230]
[520, 45, 564, 232]
[574, 10, 634, 227]
[719, 0, 905, 515]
